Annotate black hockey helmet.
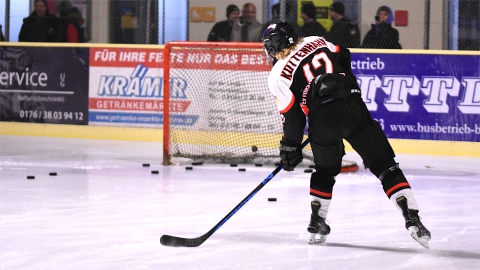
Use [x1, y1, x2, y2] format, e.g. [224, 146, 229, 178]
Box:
[262, 21, 298, 61]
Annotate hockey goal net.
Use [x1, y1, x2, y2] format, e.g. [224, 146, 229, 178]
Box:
[162, 41, 292, 165]
[162, 41, 358, 172]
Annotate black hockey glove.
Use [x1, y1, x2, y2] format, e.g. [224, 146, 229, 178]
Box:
[279, 141, 303, 171]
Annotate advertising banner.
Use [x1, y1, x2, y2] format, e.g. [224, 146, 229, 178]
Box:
[0, 47, 89, 124]
[352, 53, 480, 142]
[296, 0, 334, 30]
[88, 47, 164, 126]
[88, 46, 282, 135]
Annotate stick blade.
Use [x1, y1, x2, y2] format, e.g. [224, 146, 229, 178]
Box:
[340, 160, 359, 173]
[160, 234, 207, 247]
[160, 235, 187, 247]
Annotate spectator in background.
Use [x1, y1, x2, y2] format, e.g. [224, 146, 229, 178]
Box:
[55, 7, 86, 42]
[264, 3, 303, 38]
[56, 0, 73, 19]
[0, 24, 5, 41]
[231, 3, 263, 42]
[325, 2, 360, 48]
[361, 6, 401, 49]
[300, 2, 327, 37]
[207, 4, 240, 41]
[19, 0, 58, 42]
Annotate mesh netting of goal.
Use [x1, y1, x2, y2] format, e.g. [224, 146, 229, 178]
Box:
[162, 42, 312, 165]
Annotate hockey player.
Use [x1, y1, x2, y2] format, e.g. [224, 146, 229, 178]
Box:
[262, 22, 431, 248]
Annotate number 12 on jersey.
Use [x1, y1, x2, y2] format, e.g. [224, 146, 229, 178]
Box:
[302, 52, 334, 83]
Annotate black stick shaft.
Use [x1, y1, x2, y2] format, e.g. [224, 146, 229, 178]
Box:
[160, 139, 310, 247]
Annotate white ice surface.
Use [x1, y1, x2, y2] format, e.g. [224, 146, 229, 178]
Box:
[1, 135, 480, 270]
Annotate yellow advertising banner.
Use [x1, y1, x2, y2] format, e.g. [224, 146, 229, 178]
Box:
[297, 0, 334, 31]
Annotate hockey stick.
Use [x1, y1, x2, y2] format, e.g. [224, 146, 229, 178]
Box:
[160, 139, 310, 247]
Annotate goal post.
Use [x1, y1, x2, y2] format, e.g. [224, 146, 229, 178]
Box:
[162, 41, 285, 165]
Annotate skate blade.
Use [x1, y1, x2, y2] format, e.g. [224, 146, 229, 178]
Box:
[408, 227, 430, 249]
[308, 233, 327, 244]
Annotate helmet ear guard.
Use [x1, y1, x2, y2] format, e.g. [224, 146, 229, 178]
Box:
[265, 45, 276, 59]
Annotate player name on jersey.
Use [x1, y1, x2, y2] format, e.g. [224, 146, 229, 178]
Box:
[281, 38, 330, 80]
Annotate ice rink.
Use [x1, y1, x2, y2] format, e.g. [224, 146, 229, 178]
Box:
[1, 135, 480, 270]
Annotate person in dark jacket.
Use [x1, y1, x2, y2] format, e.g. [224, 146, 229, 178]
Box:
[300, 2, 327, 37]
[55, 7, 85, 43]
[0, 24, 5, 41]
[263, 3, 303, 38]
[19, 0, 58, 42]
[207, 4, 240, 41]
[325, 2, 360, 48]
[231, 2, 263, 42]
[361, 6, 402, 49]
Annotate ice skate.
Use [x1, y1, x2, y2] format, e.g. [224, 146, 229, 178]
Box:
[396, 196, 431, 248]
[307, 201, 330, 244]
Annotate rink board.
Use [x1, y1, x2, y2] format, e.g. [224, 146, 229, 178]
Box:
[1, 122, 479, 157]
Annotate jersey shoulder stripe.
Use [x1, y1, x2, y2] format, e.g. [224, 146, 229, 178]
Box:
[279, 95, 295, 114]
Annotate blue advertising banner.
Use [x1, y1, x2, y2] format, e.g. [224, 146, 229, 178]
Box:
[352, 52, 480, 142]
[0, 46, 89, 125]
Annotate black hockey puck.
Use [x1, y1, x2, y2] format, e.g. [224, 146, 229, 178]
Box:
[49, 172, 57, 176]
[185, 166, 193, 170]
[304, 169, 313, 173]
[252, 145, 258, 152]
[230, 164, 238, 167]
[27, 176, 35, 180]
[255, 163, 263, 167]
[192, 162, 203, 166]
[143, 163, 150, 167]
[268, 198, 277, 201]
[151, 170, 159, 174]
[309, 165, 315, 168]
[238, 168, 246, 172]
[274, 162, 281, 166]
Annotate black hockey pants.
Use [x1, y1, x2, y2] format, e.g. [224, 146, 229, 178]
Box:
[307, 94, 397, 194]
